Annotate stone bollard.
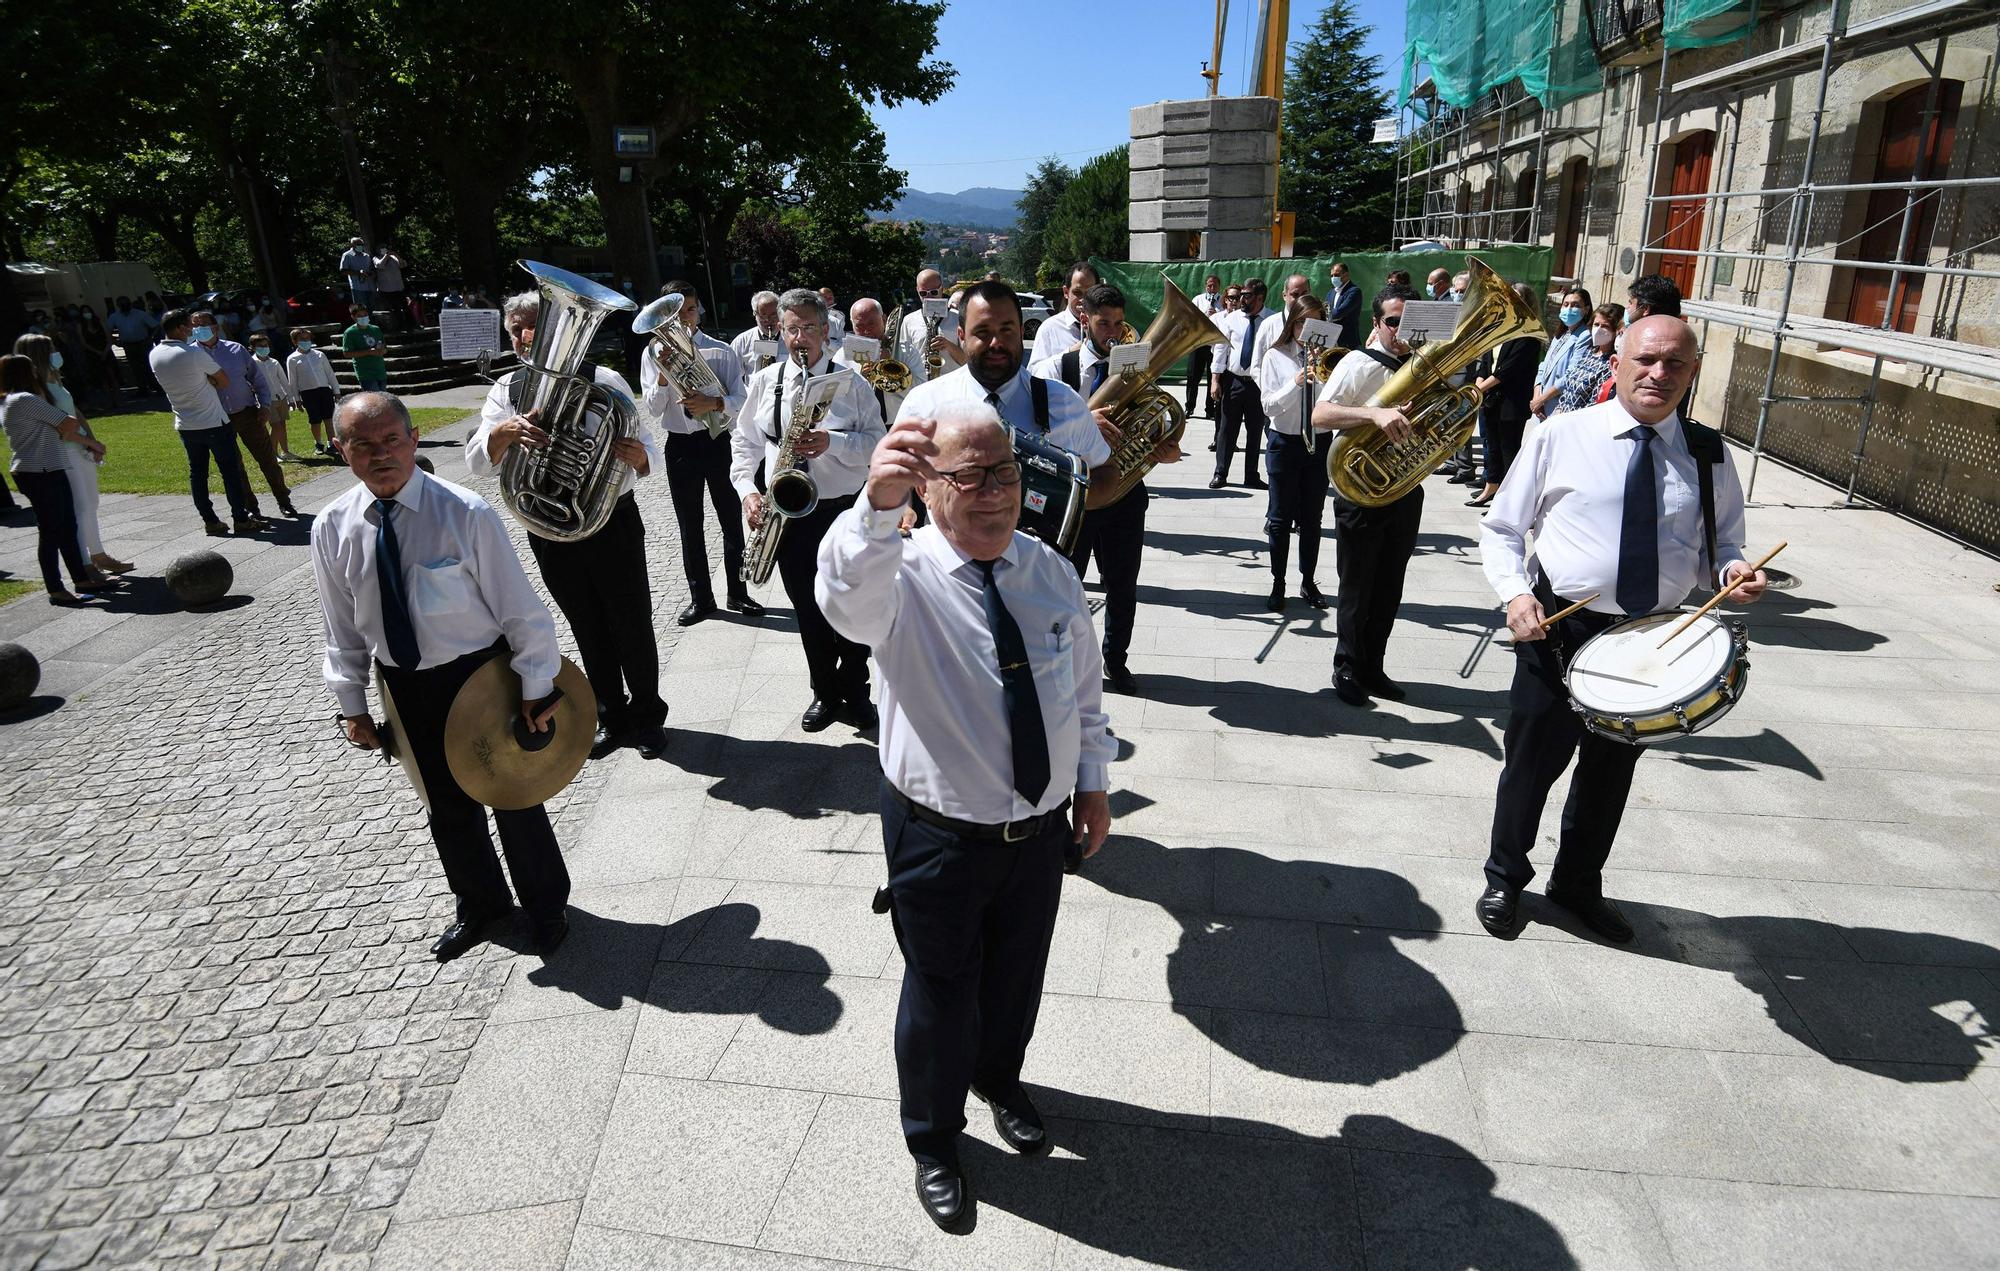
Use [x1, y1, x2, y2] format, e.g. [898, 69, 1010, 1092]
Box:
[0, 642, 39, 711]
[164, 550, 235, 608]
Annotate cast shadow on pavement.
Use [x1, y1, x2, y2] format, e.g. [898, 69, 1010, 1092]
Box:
[963, 1094, 1577, 1270]
[1080, 837, 1464, 1084]
[520, 900, 842, 1033]
[669, 731, 881, 818]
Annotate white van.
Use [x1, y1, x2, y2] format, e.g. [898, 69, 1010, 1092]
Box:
[8, 261, 166, 314]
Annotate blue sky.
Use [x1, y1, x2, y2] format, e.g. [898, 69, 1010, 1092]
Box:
[875, 0, 1408, 194]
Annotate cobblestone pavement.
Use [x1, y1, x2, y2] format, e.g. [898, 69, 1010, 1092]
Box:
[0, 413, 705, 1269]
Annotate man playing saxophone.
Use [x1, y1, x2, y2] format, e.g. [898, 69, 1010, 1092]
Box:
[732, 288, 886, 733]
[466, 290, 668, 759]
[895, 269, 963, 387]
[640, 280, 761, 626]
[1309, 285, 1421, 708]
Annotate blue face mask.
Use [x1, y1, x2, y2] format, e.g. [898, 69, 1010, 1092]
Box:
[254, 348, 270, 359]
[1624, 305, 1639, 327]
[192, 326, 215, 343]
[298, 342, 315, 353]
[1559, 306, 1583, 327]
[49, 351, 64, 370]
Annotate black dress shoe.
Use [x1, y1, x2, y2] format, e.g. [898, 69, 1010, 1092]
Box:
[915, 1162, 971, 1231]
[843, 698, 879, 729]
[678, 601, 717, 626]
[533, 915, 570, 955]
[1358, 669, 1407, 702]
[624, 724, 669, 757]
[1207, 475, 1226, 489]
[801, 698, 836, 732]
[1546, 888, 1635, 943]
[1106, 664, 1139, 695]
[1332, 672, 1372, 707]
[1244, 476, 1268, 490]
[1476, 885, 1521, 938]
[589, 724, 620, 759]
[975, 1090, 1049, 1156]
[1301, 583, 1331, 610]
[431, 916, 497, 962]
[726, 593, 764, 616]
[1266, 588, 1286, 612]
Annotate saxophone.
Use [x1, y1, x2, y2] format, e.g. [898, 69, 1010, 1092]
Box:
[921, 302, 945, 380]
[741, 349, 828, 586]
[633, 292, 730, 437]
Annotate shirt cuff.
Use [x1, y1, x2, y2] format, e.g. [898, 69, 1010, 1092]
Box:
[1077, 763, 1108, 794]
[521, 675, 555, 703]
[334, 685, 369, 718]
[857, 499, 904, 537]
[1493, 573, 1534, 606]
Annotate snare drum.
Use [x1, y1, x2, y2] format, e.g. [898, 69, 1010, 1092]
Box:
[1010, 427, 1088, 553]
[1564, 611, 1751, 745]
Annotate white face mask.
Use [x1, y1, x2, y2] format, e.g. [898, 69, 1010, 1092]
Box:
[1591, 325, 1615, 349]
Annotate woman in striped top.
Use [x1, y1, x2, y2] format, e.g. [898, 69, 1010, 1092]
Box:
[1, 355, 115, 605]
[14, 334, 132, 576]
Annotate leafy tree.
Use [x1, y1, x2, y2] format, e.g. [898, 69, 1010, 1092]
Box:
[1003, 157, 1073, 284]
[725, 200, 924, 303]
[1281, 0, 1397, 253]
[1039, 147, 1129, 281]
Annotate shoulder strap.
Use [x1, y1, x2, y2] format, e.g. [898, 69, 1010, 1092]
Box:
[1029, 375, 1049, 433]
[1059, 347, 1081, 393]
[1362, 347, 1404, 372]
[1682, 419, 1723, 578]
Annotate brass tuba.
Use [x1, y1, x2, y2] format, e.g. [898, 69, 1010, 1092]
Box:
[498, 261, 640, 542]
[1327, 257, 1546, 507]
[633, 291, 730, 437]
[1081, 279, 1223, 511]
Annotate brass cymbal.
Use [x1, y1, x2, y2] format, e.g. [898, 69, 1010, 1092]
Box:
[444, 654, 596, 810]
[375, 664, 431, 812]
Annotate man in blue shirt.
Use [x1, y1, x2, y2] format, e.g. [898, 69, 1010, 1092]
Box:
[194, 309, 297, 518]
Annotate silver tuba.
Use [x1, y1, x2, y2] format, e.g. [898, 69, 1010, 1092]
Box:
[634, 292, 730, 438]
[497, 261, 639, 542]
[741, 349, 827, 586]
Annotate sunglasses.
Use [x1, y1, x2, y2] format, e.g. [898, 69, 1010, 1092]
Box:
[1381, 316, 1402, 328]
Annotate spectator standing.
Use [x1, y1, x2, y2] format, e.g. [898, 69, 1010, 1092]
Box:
[14, 334, 131, 575]
[1326, 261, 1363, 352]
[818, 286, 847, 338]
[1, 355, 114, 604]
[152, 308, 265, 537]
[373, 244, 409, 330]
[1553, 305, 1623, 416]
[287, 330, 341, 456]
[193, 309, 296, 518]
[1530, 287, 1592, 419]
[249, 333, 302, 460]
[1467, 284, 1544, 508]
[342, 303, 389, 392]
[77, 305, 120, 407]
[339, 237, 376, 310]
[105, 296, 161, 396]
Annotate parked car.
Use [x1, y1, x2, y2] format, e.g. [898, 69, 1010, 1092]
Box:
[285, 283, 355, 326]
[1017, 292, 1053, 338]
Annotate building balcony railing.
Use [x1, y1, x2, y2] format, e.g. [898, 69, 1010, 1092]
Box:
[1589, 0, 1665, 64]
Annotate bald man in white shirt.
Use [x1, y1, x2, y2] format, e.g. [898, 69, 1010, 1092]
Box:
[1476, 317, 1767, 943]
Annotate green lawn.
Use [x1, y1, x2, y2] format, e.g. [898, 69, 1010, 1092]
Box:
[0, 578, 36, 606]
[0, 407, 470, 497]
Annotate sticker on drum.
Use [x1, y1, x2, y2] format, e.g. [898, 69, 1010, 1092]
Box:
[1564, 611, 1751, 745]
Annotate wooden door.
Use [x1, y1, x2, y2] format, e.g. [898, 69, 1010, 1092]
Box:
[1657, 132, 1714, 296]
[1846, 81, 1962, 332]
[1558, 159, 1588, 277]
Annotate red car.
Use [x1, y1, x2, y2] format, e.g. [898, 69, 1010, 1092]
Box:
[285, 284, 355, 326]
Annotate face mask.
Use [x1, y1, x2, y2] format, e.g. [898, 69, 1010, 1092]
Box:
[254, 348, 270, 359]
[1559, 306, 1583, 327]
[357, 315, 371, 327]
[298, 342, 315, 352]
[1624, 305, 1638, 327]
[192, 326, 215, 343]
[1591, 325, 1614, 349]
[49, 351, 64, 369]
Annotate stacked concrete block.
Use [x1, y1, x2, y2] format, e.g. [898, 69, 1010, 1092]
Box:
[1129, 96, 1279, 262]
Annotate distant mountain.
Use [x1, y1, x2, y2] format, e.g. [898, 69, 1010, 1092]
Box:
[887, 187, 1025, 230]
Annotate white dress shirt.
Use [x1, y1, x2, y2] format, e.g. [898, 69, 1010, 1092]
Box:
[310, 468, 561, 718]
[1028, 338, 1110, 400]
[1252, 308, 1287, 371]
[825, 308, 847, 339]
[465, 365, 659, 504]
[149, 341, 228, 431]
[1216, 307, 1268, 378]
[639, 330, 746, 436]
[730, 326, 782, 374]
[731, 352, 885, 500]
[1193, 290, 1224, 317]
[1029, 309, 1084, 363]
[1481, 396, 1749, 616]
[897, 363, 1110, 468]
[254, 356, 295, 405]
[895, 308, 962, 386]
[1316, 340, 1396, 409]
[1258, 343, 1316, 436]
[817, 506, 1114, 822]
[287, 347, 339, 394]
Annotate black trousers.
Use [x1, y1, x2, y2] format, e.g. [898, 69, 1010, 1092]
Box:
[525, 492, 666, 734]
[882, 780, 1066, 1169]
[379, 649, 571, 924]
[1215, 373, 1264, 483]
[13, 469, 86, 592]
[1484, 412, 1526, 488]
[663, 429, 745, 607]
[1332, 487, 1423, 676]
[1263, 429, 1328, 586]
[775, 492, 870, 704]
[179, 424, 255, 524]
[1184, 346, 1214, 417]
[1485, 586, 1644, 897]
[1066, 482, 1147, 670]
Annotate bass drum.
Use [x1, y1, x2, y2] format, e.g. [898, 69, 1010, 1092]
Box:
[1011, 427, 1088, 554]
[1565, 611, 1751, 745]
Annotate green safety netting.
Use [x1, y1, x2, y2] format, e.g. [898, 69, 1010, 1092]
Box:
[1399, 0, 1600, 112]
[1088, 247, 1553, 373]
[1664, 0, 1759, 48]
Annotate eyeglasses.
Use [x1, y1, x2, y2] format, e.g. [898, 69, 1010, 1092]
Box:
[936, 461, 1022, 492]
[1381, 316, 1402, 329]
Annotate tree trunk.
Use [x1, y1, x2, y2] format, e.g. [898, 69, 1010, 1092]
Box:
[82, 209, 121, 260]
[573, 74, 659, 299]
[448, 177, 504, 298]
[139, 213, 208, 292]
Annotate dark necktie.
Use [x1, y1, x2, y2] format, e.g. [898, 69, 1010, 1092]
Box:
[1088, 360, 1105, 397]
[976, 558, 1050, 807]
[375, 498, 421, 670]
[985, 388, 1004, 426]
[1616, 425, 1660, 616]
[1238, 313, 1256, 368]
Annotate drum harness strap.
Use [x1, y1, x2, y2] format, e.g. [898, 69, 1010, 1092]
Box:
[1059, 347, 1082, 393]
[1682, 418, 1723, 582]
[1029, 374, 1050, 433]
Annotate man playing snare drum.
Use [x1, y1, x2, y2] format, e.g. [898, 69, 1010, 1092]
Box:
[1475, 317, 1767, 943]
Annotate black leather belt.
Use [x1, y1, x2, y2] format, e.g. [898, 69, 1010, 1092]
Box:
[888, 784, 1070, 844]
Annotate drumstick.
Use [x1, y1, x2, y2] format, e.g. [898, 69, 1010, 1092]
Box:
[1539, 593, 1600, 630]
[1656, 541, 1787, 648]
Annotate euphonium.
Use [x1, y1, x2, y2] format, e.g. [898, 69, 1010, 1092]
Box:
[741, 349, 828, 586]
[1327, 256, 1547, 507]
[633, 291, 730, 438]
[497, 260, 640, 543]
[1081, 279, 1221, 511]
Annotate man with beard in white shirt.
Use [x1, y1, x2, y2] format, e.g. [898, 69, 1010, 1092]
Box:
[1027, 261, 1098, 364]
